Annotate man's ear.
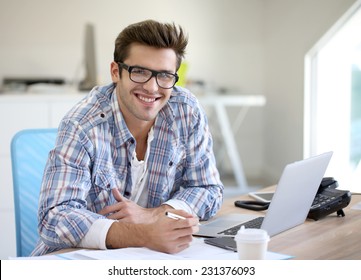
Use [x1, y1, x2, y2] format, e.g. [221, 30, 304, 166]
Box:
[110, 61, 120, 82]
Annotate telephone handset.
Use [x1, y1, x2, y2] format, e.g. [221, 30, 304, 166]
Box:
[307, 177, 352, 220]
[318, 176, 338, 191]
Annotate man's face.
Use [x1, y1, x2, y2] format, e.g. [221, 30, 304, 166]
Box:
[111, 44, 177, 125]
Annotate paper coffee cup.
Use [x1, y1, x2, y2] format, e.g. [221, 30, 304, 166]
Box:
[234, 226, 270, 260]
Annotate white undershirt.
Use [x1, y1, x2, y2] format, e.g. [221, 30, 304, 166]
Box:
[78, 128, 193, 250]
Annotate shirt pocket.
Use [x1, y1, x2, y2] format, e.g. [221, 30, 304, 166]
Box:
[89, 169, 123, 212]
[166, 147, 186, 188]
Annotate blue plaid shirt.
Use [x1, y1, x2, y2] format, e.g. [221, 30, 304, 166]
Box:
[32, 83, 223, 256]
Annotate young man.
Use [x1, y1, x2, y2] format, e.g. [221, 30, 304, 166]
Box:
[33, 20, 223, 256]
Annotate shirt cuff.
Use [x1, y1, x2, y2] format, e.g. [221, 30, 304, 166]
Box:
[78, 219, 116, 250]
[164, 199, 196, 215]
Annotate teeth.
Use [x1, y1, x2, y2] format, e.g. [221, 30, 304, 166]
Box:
[138, 95, 156, 103]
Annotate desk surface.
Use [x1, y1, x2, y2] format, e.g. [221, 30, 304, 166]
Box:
[219, 187, 361, 260]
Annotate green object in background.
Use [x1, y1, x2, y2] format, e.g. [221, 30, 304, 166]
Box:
[176, 62, 188, 87]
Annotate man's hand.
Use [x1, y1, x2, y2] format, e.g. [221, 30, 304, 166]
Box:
[98, 188, 172, 223]
[105, 209, 200, 254]
[144, 210, 200, 253]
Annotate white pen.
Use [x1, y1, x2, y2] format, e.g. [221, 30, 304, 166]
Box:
[165, 211, 187, 221]
[165, 211, 201, 225]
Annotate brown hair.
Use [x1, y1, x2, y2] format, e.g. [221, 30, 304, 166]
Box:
[114, 20, 188, 71]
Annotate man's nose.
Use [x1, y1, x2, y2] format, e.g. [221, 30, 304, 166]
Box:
[143, 76, 159, 92]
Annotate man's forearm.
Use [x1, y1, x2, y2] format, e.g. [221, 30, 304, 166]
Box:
[106, 222, 147, 249]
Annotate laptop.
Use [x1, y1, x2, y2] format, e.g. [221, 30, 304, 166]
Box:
[195, 151, 333, 241]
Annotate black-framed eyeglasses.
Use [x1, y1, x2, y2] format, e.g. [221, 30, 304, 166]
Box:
[117, 62, 179, 89]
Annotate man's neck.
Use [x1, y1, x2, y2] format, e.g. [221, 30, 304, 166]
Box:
[128, 120, 154, 161]
[129, 120, 154, 140]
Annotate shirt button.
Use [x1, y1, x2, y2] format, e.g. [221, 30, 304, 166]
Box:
[100, 113, 105, 118]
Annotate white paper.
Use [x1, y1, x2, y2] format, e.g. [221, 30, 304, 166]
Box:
[70, 238, 292, 260]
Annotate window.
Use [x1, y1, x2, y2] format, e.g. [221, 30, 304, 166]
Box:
[304, 1, 361, 192]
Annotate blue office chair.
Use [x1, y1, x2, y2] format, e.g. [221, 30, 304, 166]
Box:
[10, 128, 57, 257]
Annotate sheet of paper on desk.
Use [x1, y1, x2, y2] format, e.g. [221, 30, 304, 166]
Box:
[74, 239, 238, 260]
[60, 238, 291, 260]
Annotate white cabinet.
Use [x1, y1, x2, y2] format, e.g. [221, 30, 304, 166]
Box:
[0, 92, 85, 259]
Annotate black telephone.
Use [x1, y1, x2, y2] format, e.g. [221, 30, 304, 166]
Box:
[307, 177, 352, 220]
[234, 177, 352, 220]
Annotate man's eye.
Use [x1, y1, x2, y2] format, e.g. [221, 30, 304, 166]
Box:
[132, 68, 148, 75]
[158, 72, 174, 80]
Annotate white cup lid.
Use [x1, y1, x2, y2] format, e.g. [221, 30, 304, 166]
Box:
[234, 226, 270, 243]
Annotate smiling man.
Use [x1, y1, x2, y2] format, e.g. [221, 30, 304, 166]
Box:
[33, 20, 223, 256]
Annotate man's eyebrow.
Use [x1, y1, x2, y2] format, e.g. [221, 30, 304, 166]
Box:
[133, 64, 175, 73]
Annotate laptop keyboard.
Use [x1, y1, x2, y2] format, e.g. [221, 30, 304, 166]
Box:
[217, 217, 264, 235]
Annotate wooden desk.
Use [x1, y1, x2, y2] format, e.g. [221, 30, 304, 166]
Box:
[219, 188, 361, 260]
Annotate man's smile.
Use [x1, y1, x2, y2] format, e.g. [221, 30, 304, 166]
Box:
[135, 93, 161, 104]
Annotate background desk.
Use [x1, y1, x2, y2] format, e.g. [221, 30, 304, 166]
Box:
[198, 94, 266, 189]
[219, 187, 361, 259]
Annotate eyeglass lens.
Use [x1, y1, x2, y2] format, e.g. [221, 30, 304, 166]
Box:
[130, 67, 177, 89]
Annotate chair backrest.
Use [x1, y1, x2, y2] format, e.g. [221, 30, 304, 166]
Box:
[11, 128, 57, 257]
